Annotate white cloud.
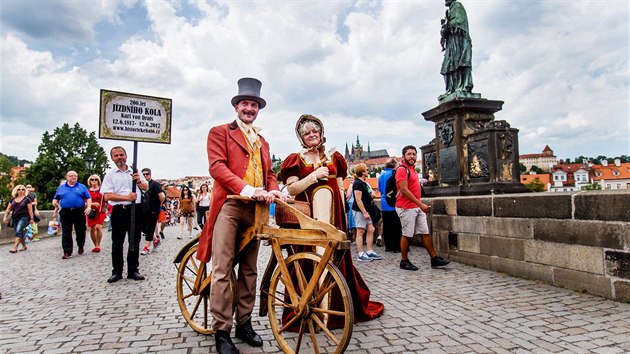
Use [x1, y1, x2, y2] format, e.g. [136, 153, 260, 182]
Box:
[0, 0, 135, 42]
[0, 34, 97, 154]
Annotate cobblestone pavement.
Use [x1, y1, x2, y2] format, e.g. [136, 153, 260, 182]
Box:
[2, 226, 630, 354]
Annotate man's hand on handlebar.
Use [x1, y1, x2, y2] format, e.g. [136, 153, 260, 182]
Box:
[269, 190, 288, 203]
[252, 189, 287, 204]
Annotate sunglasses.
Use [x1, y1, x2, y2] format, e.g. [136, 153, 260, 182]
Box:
[90, 178, 99, 181]
[142, 173, 150, 176]
[18, 188, 26, 191]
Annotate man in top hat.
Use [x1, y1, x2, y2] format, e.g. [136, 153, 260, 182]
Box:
[196, 77, 286, 354]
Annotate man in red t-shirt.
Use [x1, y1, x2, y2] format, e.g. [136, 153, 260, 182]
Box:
[395, 145, 450, 271]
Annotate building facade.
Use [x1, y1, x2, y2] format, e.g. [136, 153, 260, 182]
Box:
[592, 160, 630, 190]
[519, 145, 557, 172]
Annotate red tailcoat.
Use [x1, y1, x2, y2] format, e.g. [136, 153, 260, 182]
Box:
[196, 120, 279, 263]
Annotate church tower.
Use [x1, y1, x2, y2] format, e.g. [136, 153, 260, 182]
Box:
[352, 135, 363, 162]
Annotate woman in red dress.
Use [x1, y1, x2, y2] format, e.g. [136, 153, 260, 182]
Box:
[86, 175, 106, 252]
[280, 114, 384, 327]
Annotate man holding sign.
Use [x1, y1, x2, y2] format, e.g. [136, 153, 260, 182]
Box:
[101, 146, 148, 283]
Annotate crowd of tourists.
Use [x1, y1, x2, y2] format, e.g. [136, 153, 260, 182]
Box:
[2, 163, 214, 278]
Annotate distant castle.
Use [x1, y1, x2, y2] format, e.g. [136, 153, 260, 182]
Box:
[344, 136, 390, 163]
[519, 145, 557, 172]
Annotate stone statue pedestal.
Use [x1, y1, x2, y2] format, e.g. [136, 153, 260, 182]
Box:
[438, 91, 481, 104]
[420, 97, 529, 197]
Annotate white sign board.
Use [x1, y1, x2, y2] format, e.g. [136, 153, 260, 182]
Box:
[99, 89, 172, 144]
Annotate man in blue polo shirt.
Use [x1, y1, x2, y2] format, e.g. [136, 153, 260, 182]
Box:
[52, 170, 92, 259]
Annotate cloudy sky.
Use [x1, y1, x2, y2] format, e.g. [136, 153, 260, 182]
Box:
[1, 0, 628, 179]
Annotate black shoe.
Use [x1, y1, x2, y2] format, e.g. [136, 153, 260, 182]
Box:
[235, 319, 263, 347]
[127, 272, 145, 280]
[400, 259, 419, 271]
[107, 274, 122, 283]
[431, 256, 451, 268]
[159, 231, 165, 239]
[215, 330, 239, 354]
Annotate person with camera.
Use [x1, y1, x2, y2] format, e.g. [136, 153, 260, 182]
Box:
[52, 170, 92, 259]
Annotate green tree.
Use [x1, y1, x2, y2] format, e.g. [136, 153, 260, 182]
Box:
[0, 155, 15, 209]
[272, 156, 283, 175]
[530, 165, 545, 174]
[0, 155, 27, 209]
[0, 152, 31, 167]
[574, 156, 589, 164]
[583, 182, 602, 190]
[25, 123, 109, 210]
[524, 178, 546, 192]
[519, 163, 527, 174]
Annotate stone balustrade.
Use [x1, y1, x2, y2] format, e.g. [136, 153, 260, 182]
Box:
[427, 190, 630, 302]
[1, 210, 61, 242]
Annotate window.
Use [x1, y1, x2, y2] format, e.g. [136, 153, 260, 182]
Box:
[617, 184, 621, 189]
[595, 171, 602, 177]
[613, 170, 620, 176]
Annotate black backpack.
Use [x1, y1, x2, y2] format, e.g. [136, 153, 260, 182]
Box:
[385, 166, 410, 207]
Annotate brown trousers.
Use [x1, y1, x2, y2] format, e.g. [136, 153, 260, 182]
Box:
[210, 199, 260, 332]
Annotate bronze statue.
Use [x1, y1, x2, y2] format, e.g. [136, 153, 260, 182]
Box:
[440, 0, 474, 96]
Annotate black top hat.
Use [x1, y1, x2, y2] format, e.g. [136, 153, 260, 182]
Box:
[231, 77, 266, 109]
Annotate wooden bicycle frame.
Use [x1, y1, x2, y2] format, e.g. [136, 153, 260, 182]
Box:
[188, 196, 349, 304]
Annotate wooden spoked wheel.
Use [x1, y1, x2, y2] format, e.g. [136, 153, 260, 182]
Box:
[267, 252, 353, 354]
[176, 245, 235, 334]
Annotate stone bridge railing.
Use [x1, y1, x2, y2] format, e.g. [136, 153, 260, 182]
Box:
[1, 211, 60, 243]
[426, 190, 630, 303]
